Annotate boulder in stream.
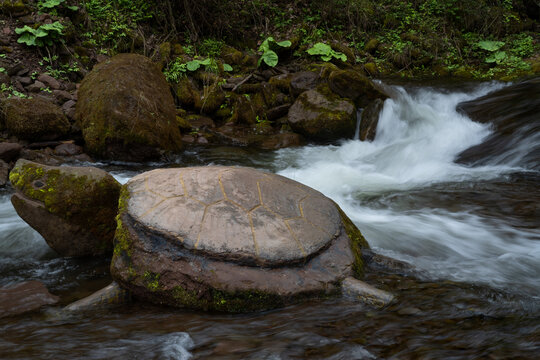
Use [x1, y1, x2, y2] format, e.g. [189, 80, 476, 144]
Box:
[9, 159, 121, 257]
[328, 69, 388, 107]
[75, 53, 182, 161]
[111, 166, 393, 312]
[287, 86, 356, 142]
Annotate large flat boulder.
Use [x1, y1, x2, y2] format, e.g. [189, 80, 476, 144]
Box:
[75, 53, 182, 161]
[9, 159, 121, 257]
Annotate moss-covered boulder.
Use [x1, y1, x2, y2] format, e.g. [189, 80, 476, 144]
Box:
[328, 69, 388, 107]
[9, 159, 121, 257]
[111, 166, 375, 312]
[75, 53, 182, 161]
[1, 98, 70, 141]
[287, 86, 356, 142]
[0, 0, 31, 17]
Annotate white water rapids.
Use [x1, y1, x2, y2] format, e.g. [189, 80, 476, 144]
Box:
[276, 82, 540, 297]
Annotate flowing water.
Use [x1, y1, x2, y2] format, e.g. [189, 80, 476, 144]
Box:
[1, 81, 539, 359]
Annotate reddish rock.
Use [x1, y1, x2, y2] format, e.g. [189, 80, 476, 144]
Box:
[0, 281, 59, 318]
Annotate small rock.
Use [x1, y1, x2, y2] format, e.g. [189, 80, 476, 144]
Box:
[181, 135, 196, 144]
[61, 99, 77, 119]
[17, 76, 32, 86]
[0, 35, 10, 46]
[7, 63, 24, 77]
[37, 74, 61, 90]
[16, 68, 29, 77]
[13, 80, 25, 92]
[341, 277, 395, 308]
[0, 142, 22, 162]
[27, 80, 46, 93]
[2, 27, 12, 35]
[196, 136, 209, 144]
[0, 159, 8, 187]
[397, 307, 422, 316]
[52, 90, 73, 102]
[64, 282, 130, 311]
[54, 143, 83, 156]
[0, 281, 59, 318]
[0, 72, 10, 85]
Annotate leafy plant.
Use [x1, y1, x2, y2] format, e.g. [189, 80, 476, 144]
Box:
[38, 0, 65, 9]
[477, 40, 506, 64]
[15, 22, 64, 47]
[164, 57, 232, 83]
[258, 36, 291, 67]
[306, 42, 347, 62]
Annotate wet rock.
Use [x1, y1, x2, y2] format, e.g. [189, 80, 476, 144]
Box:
[0, 281, 59, 318]
[54, 142, 83, 156]
[64, 282, 130, 311]
[75, 53, 182, 161]
[288, 86, 356, 142]
[1, 97, 70, 141]
[290, 71, 319, 97]
[0, 159, 8, 186]
[0, 142, 22, 162]
[359, 99, 384, 141]
[328, 69, 388, 107]
[456, 78, 540, 170]
[259, 132, 303, 149]
[9, 159, 121, 257]
[341, 277, 394, 308]
[397, 307, 421, 316]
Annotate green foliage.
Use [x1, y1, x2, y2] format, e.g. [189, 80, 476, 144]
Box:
[15, 22, 64, 47]
[1, 83, 29, 99]
[164, 57, 232, 83]
[477, 40, 505, 52]
[306, 42, 347, 62]
[39, 0, 66, 9]
[82, 0, 153, 51]
[199, 39, 224, 57]
[39, 55, 80, 80]
[257, 36, 291, 67]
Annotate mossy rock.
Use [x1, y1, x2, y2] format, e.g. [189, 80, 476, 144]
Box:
[110, 166, 370, 312]
[197, 83, 226, 115]
[174, 76, 201, 109]
[9, 159, 121, 257]
[75, 53, 182, 161]
[1, 98, 70, 141]
[287, 85, 356, 142]
[0, 0, 30, 17]
[328, 69, 388, 107]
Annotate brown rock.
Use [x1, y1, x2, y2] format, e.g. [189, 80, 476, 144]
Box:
[359, 99, 384, 141]
[37, 74, 61, 90]
[111, 166, 367, 312]
[0, 281, 59, 318]
[328, 69, 388, 107]
[52, 90, 73, 102]
[0, 142, 22, 162]
[54, 143, 83, 156]
[1, 97, 70, 141]
[75, 53, 182, 161]
[0, 159, 8, 186]
[27, 80, 45, 93]
[10, 159, 121, 257]
[290, 71, 319, 97]
[288, 87, 356, 142]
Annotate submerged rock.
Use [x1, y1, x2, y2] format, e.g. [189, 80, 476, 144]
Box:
[9, 159, 121, 257]
[75, 53, 182, 161]
[288, 86, 356, 142]
[1, 97, 70, 141]
[64, 282, 130, 311]
[110, 166, 387, 313]
[0, 281, 59, 318]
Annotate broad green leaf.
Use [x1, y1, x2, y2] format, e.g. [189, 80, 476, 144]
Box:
[334, 52, 347, 62]
[485, 51, 507, 63]
[17, 32, 37, 46]
[261, 50, 278, 67]
[307, 42, 332, 56]
[34, 28, 49, 38]
[477, 40, 505, 52]
[67, 5, 78, 11]
[223, 63, 233, 72]
[321, 55, 332, 61]
[199, 58, 212, 66]
[186, 60, 201, 71]
[15, 26, 35, 35]
[258, 37, 274, 52]
[276, 40, 291, 48]
[41, 0, 65, 8]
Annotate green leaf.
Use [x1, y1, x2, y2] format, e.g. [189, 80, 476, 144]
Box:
[223, 63, 233, 72]
[15, 26, 35, 35]
[67, 5, 78, 11]
[199, 58, 212, 66]
[275, 40, 291, 48]
[186, 60, 201, 71]
[307, 42, 333, 56]
[477, 40, 505, 52]
[258, 37, 274, 52]
[261, 50, 279, 67]
[17, 32, 37, 46]
[321, 55, 332, 61]
[485, 51, 507, 63]
[334, 52, 347, 62]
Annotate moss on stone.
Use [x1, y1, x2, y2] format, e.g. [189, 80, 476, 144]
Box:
[335, 205, 369, 279]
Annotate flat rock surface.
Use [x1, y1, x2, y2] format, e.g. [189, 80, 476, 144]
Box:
[126, 166, 341, 266]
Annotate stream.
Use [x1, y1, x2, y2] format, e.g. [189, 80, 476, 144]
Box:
[1, 81, 539, 359]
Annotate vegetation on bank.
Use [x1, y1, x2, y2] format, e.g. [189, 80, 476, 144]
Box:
[0, 0, 537, 85]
